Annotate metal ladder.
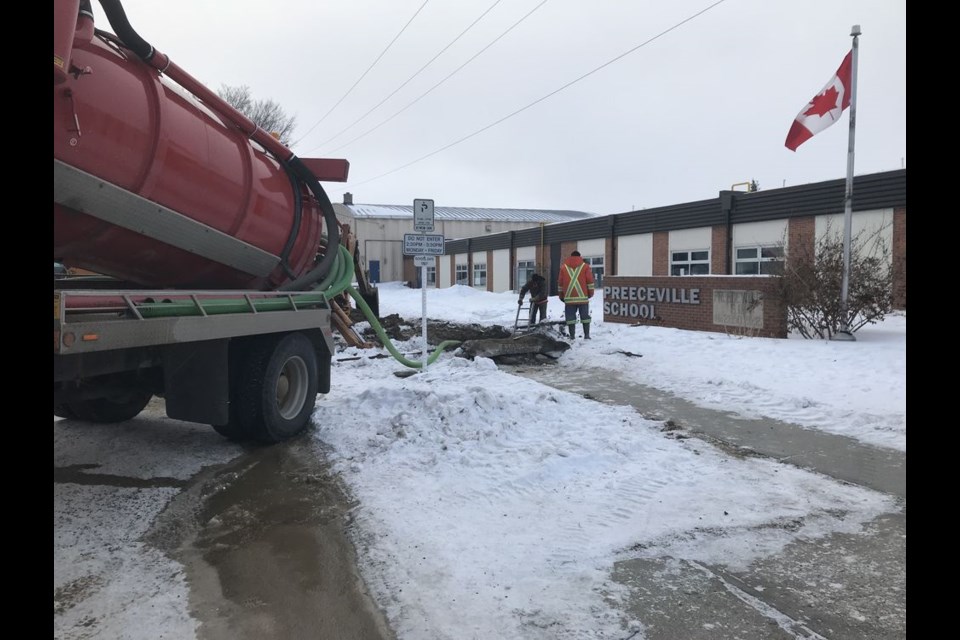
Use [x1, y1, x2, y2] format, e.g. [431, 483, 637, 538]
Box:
[514, 301, 533, 334]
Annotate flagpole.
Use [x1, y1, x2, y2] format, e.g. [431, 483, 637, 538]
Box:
[834, 24, 860, 341]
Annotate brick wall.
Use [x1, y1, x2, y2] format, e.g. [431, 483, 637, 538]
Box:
[652, 232, 669, 276]
[892, 207, 906, 310]
[711, 225, 728, 274]
[402, 256, 416, 287]
[602, 276, 788, 338]
[537, 244, 551, 285]
[487, 250, 494, 292]
[787, 216, 815, 266]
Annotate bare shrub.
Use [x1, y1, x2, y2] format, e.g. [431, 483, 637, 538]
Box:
[774, 222, 896, 339]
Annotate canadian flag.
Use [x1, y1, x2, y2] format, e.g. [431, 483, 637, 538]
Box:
[785, 51, 852, 151]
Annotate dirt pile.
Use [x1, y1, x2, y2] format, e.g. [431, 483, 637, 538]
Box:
[345, 314, 567, 365]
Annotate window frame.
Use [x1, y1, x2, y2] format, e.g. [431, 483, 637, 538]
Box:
[516, 260, 535, 292]
[585, 255, 604, 287]
[472, 262, 487, 287]
[455, 263, 469, 286]
[734, 245, 784, 275]
[670, 249, 710, 276]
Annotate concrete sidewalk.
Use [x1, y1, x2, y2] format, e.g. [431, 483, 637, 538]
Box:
[504, 364, 906, 640]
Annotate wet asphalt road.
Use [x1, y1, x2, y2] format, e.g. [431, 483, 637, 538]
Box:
[141, 406, 395, 640]
[505, 363, 906, 640]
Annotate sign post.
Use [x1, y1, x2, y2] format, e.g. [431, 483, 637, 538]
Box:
[414, 255, 433, 366]
[409, 200, 438, 369]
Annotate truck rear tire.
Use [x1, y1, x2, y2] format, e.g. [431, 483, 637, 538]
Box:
[54, 402, 78, 419]
[230, 332, 319, 444]
[64, 389, 153, 423]
[212, 417, 249, 441]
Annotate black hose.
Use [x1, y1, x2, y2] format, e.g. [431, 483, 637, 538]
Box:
[277, 158, 303, 280]
[278, 157, 341, 291]
[96, 0, 156, 61]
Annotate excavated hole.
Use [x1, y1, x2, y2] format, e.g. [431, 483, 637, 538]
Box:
[340, 312, 569, 365]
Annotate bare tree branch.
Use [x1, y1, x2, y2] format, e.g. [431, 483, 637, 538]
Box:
[773, 220, 897, 339]
[217, 84, 297, 146]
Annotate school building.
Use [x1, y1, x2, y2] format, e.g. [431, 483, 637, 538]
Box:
[423, 168, 906, 337]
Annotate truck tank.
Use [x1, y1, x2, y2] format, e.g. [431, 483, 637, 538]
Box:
[54, 0, 349, 290]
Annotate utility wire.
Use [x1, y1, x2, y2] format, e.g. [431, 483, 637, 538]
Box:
[322, 0, 551, 156]
[348, 0, 727, 188]
[292, 0, 430, 148]
[307, 0, 504, 153]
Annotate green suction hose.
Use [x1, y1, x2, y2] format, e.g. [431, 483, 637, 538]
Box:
[322, 245, 461, 369]
[96, 245, 459, 369]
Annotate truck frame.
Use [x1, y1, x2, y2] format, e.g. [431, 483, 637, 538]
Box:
[54, 283, 336, 443]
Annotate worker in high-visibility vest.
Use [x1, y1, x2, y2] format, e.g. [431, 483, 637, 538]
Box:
[557, 250, 595, 339]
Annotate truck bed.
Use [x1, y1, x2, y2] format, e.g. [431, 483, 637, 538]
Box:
[55, 288, 335, 355]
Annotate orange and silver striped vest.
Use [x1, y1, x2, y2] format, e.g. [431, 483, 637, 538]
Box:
[561, 263, 592, 304]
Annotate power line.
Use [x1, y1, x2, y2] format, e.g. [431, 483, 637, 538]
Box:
[321, 0, 551, 156]
[348, 0, 728, 188]
[307, 0, 504, 154]
[292, 0, 430, 148]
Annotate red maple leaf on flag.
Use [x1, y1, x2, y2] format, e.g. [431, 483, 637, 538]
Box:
[784, 50, 852, 151]
[803, 86, 841, 118]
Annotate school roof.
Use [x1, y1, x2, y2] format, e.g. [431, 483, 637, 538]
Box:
[339, 204, 596, 223]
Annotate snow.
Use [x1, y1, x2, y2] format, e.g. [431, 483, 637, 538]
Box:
[316, 283, 904, 638]
[54, 282, 905, 639]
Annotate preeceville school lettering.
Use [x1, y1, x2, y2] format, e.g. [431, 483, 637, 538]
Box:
[602, 286, 700, 319]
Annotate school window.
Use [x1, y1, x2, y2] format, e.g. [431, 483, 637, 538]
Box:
[585, 256, 604, 287]
[516, 260, 535, 292]
[671, 250, 710, 276]
[455, 264, 469, 285]
[426, 266, 436, 286]
[473, 263, 487, 287]
[735, 246, 784, 275]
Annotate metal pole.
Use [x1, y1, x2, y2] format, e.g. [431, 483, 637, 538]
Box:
[421, 264, 428, 370]
[834, 25, 860, 341]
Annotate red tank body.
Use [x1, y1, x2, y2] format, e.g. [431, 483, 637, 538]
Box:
[53, 3, 346, 290]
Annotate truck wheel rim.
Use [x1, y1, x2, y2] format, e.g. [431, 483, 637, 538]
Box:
[276, 356, 309, 420]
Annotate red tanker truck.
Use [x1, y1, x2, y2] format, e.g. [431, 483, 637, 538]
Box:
[54, 0, 353, 443]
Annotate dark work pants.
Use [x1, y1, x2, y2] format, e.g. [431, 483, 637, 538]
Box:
[529, 300, 547, 324]
[564, 303, 590, 326]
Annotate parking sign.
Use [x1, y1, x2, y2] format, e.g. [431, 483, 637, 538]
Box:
[414, 199, 435, 232]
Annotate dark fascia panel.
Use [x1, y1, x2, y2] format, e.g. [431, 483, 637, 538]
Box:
[445, 228, 543, 254]
[515, 227, 545, 246]
[444, 234, 512, 254]
[445, 239, 469, 255]
[470, 234, 506, 251]
[731, 169, 906, 223]
[542, 217, 614, 244]
[442, 168, 905, 253]
[614, 198, 723, 236]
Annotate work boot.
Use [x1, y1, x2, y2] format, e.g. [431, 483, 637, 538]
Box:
[583, 323, 591, 340]
[567, 324, 576, 339]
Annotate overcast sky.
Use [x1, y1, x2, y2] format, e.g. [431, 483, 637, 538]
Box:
[86, 0, 905, 213]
